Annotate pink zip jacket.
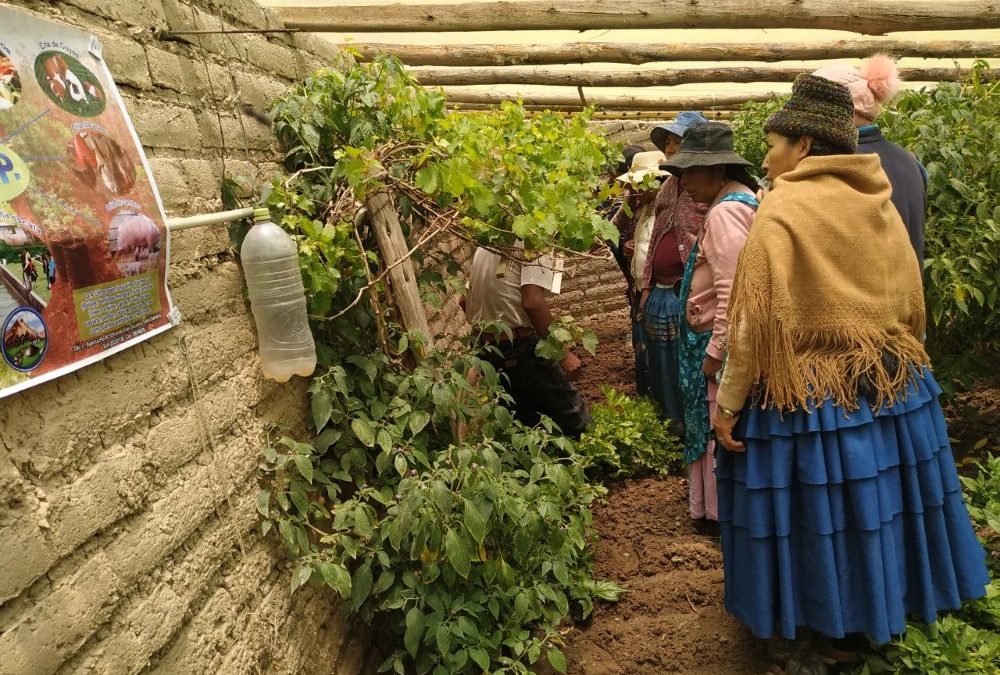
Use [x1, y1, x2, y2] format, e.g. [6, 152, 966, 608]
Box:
[685, 182, 757, 361]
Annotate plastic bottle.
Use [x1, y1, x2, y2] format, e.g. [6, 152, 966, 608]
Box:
[240, 207, 316, 382]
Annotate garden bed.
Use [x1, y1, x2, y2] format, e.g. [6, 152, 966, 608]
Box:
[562, 477, 765, 674]
[566, 311, 1000, 674]
[563, 313, 766, 674]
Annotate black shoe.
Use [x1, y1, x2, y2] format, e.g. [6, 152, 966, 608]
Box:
[692, 518, 720, 538]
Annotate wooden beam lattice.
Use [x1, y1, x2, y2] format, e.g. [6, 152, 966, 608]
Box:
[442, 89, 780, 111]
[350, 39, 1000, 67]
[277, 1, 1000, 35]
[412, 65, 970, 88]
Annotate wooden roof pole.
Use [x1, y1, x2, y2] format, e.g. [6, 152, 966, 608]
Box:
[448, 106, 741, 120]
[350, 39, 1000, 67]
[276, 1, 1000, 35]
[411, 65, 970, 87]
[442, 89, 780, 110]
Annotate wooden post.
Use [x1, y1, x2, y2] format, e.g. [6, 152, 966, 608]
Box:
[351, 39, 1000, 66]
[412, 65, 968, 87]
[364, 191, 433, 355]
[276, 1, 1000, 34]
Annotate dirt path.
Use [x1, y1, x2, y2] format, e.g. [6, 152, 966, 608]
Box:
[565, 310, 1000, 674]
[942, 362, 1000, 473]
[564, 310, 768, 675]
[573, 308, 637, 406]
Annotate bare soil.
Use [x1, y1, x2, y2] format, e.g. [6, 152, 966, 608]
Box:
[567, 312, 1000, 674]
[941, 360, 1000, 474]
[572, 308, 636, 406]
[565, 312, 769, 675]
[565, 478, 768, 675]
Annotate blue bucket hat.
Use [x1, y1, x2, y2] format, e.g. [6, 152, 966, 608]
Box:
[650, 111, 709, 151]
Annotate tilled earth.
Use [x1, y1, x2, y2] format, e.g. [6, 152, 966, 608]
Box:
[563, 311, 768, 674]
[564, 478, 767, 675]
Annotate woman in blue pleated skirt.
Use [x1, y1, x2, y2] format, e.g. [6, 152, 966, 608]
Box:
[643, 283, 685, 427]
[711, 74, 989, 673]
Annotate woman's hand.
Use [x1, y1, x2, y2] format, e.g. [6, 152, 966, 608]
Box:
[711, 407, 745, 453]
[639, 288, 650, 312]
[703, 355, 723, 377]
[623, 239, 635, 257]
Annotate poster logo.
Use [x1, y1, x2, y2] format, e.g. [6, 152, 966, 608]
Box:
[33, 50, 105, 117]
[1, 306, 48, 371]
[0, 144, 30, 201]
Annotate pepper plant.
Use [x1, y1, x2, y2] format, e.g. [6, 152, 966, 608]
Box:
[576, 386, 684, 479]
[250, 53, 628, 674]
[878, 61, 1000, 353]
[258, 342, 621, 674]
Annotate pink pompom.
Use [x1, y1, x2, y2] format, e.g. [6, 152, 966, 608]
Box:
[860, 54, 901, 103]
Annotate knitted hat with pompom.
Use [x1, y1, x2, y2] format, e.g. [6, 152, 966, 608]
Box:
[812, 54, 902, 122]
[764, 74, 859, 153]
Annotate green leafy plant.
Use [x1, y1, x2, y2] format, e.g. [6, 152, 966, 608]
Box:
[269, 56, 619, 258]
[854, 454, 1000, 674]
[878, 62, 1000, 356]
[962, 453, 1000, 576]
[730, 97, 788, 177]
[258, 345, 621, 674]
[534, 314, 598, 363]
[252, 52, 637, 675]
[575, 386, 684, 479]
[860, 615, 1000, 675]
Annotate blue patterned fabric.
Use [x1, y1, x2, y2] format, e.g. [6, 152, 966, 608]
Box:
[677, 238, 712, 464]
[678, 192, 758, 464]
[717, 368, 989, 644]
[717, 191, 760, 209]
[632, 312, 651, 397]
[644, 285, 684, 430]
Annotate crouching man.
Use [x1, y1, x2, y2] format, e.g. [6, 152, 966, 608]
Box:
[462, 245, 590, 438]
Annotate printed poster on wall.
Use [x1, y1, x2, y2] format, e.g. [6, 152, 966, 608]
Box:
[0, 5, 177, 399]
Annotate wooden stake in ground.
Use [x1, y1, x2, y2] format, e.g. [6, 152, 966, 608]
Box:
[276, 1, 1000, 35]
[350, 39, 1000, 66]
[365, 191, 433, 356]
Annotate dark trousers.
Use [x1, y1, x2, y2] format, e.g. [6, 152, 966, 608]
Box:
[483, 337, 591, 439]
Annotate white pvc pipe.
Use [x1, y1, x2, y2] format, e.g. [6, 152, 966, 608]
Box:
[165, 207, 256, 231]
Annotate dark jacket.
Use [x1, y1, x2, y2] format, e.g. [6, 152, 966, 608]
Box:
[858, 124, 927, 265]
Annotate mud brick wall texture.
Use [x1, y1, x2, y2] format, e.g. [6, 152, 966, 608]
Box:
[552, 255, 630, 319]
[0, 1, 369, 674]
[590, 119, 663, 151]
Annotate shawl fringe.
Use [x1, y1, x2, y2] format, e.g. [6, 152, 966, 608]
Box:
[730, 263, 929, 412]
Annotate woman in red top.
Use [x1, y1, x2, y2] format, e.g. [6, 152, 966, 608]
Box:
[638, 112, 709, 434]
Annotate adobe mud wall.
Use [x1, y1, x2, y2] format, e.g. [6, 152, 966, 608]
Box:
[0, 1, 369, 673]
[545, 119, 662, 321]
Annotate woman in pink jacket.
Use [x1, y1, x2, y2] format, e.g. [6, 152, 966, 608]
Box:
[662, 122, 758, 529]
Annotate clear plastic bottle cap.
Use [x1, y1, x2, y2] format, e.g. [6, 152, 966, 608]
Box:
[253, 207, 270, 222]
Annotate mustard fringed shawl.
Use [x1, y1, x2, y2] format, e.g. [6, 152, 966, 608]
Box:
[726, 154, 928, 412]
